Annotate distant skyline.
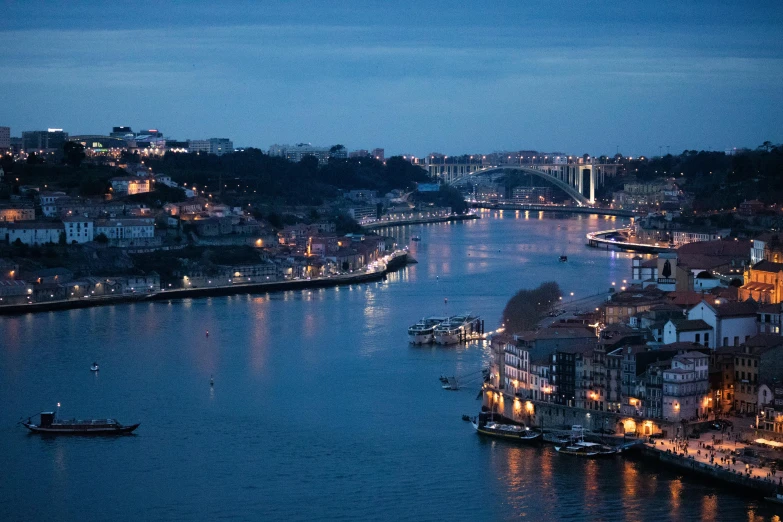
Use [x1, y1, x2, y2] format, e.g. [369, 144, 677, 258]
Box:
[3, 1, 782, 157]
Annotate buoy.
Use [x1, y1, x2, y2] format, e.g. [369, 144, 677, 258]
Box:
[210, 376, 214, 386]
[206, 330, 209, 337]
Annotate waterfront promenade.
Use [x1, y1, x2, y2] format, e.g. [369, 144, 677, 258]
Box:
[641, 434, 782, 495]
[361, 212, 478, 230]
[0, 250, 411, 315]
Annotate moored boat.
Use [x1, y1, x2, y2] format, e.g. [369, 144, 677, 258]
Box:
[21, 411, 139, 435]
[553, 425, 618, 457]
[90, 362, 99, 371]
[554, 441, 618, 457]
[559, 255, 568, 262]
[433, 313, 481, 345]
[472, 413, 542, 444]
[408, 316, 448, 344]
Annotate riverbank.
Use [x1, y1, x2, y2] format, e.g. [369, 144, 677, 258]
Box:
[472, 203, 636, 218]
[632, 441, 779, 496]
[586, 228, 674, 253]
[361, 212, 479, 230]
[0, 251, 411, 315]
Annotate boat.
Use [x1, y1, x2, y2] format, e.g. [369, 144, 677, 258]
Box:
[21, 411, 140, 435]
[472, 413, 542, 444]
[433, 314, 481, 345]
[442, 377, 459, 390]
[554, 441, 618, 457]
[559, 255, 568, 262]
[411, 235, 421, 242]
[90, 362, 99, 372]
[553, 425, 618, 457]
[764, 494, 783, 505]
[408, 316, 448, 344]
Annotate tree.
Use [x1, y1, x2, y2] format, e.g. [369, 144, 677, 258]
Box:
[95, 233, 109, 244]
[27, 152, 42, 165]
[329, 144, 345, 154]
[63, 141, 86, 167]
[59, 231, 66, 245]
[502, 282, 562, 333]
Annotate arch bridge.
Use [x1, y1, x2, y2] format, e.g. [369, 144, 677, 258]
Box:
[439, 164, 612, 206]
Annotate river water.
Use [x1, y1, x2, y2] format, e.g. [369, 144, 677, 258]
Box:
[1, 211, 779, 521]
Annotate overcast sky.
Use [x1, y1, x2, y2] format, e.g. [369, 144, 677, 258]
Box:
[3, 0, 782, 156]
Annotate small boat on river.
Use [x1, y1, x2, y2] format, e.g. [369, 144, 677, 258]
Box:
[90, 362, 99, 372]
[472, 413, 542, 444]
[559, 255, 568, 262]
[21, 411, 139, 435]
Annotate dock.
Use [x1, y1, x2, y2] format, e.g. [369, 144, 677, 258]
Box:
[631, 441, 779, 496]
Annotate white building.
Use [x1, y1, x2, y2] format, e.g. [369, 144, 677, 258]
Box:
[188, 138, 233, 156]
[503, 342, 530, 396]
[110, 177, 151, 195]
[671, 229, 730, 247]
[39, 191, 67, 217]
[95, 218, 155, 241]
[6, 222, 63, 245]
[528, 354, 553, 401]
[662, 319, 712, 347]
[662, 351, 710, 421]
[687, 300, 759, 349]
[63, 216, 94, 243]
[188, 140, 210, 154]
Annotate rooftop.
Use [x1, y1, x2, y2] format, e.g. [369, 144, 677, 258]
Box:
[669, 318, 712, 332]
[752, 260, 783, 273]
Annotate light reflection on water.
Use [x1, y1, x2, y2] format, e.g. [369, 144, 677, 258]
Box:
[1, 213, 779, 521]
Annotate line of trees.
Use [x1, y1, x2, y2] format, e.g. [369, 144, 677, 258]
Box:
[501, 281, 562, 333]
[141, 149, 432, 206]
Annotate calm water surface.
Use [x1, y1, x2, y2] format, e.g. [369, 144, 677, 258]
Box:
[1, 212, 780, 521]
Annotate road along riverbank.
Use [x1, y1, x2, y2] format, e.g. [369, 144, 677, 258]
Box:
[0, 251, 412, 316]
[362, 212, 479, 230]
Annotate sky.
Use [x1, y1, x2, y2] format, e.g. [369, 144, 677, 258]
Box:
[2, 0, 782, 157]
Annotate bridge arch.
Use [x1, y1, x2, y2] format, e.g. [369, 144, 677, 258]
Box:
[449, 166, 592, 206]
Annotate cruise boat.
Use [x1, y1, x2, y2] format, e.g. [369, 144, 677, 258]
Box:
[472, 414, 542, 444]
[21, 411, 140, 435]
[408, 316, 448, 344]
[433, 314, 481, 345]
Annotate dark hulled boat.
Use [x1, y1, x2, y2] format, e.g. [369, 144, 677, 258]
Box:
[21, 412, 139, 435]
[471, 413, 542, 444]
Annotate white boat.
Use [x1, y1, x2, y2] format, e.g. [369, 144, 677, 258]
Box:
[90, 362, 99, 372]
[408, 316, 447, 344]
[433, 314, 480, 345]
[553, 425, 618, 457]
